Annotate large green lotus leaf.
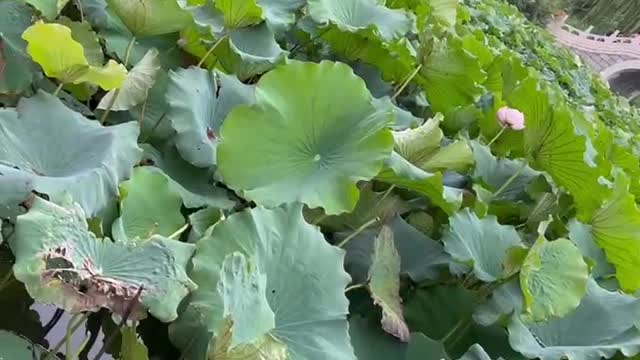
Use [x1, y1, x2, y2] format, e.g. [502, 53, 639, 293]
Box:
[307, 0, 414, 42]
[0, 91, 142, 216]
[376, 152, 462, 214]
[343, 215, 450, 284]
[0, 1, 38, 94]
[22, 22, 127, 90]
[393, 115, 473, 173]
[10, 197, 197, 322]
[98, 48, 161, 111]
[442, 208, 525, 282]
[368, 225, 410, 342]
[508, 279, 640, 360]
[0, 330, 48, 358]
[217, 60, 394, 215]
[321, 26, 417, 83]
[106, 0, 192, 37]
[215, 0, 263, 28]
[506, 77, 608, 221]
[470, 141, 541, 202]
[519, 231, 589, 322]
[419, 35, 486, 114]
[575, 171, 640, 292]
[170, 205, 354, 359]
[567, 219, 615, 279]
[215, 24, 288, 81]
[0, 167, 33, 220]
[112, 167, 185, 242]
[166, 67, 255, 167]
[141, 144, 236, 209]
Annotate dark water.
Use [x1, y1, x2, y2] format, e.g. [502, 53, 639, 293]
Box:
[31, 303, 114, 360]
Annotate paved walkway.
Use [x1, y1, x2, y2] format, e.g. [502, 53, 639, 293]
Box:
[547, 15, 640, 80]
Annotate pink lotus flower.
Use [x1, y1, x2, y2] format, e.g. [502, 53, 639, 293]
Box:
[497, 106, 525, 130]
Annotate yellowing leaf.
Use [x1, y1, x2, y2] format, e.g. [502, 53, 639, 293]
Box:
[22, 22, 127, 90]
[367, 225, 410, 342]
[98, 49, 161, 111]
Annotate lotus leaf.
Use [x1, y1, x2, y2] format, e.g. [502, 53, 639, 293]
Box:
[140, 143, 236, 209]
[507, 76, 608, 221]
[0, 330, 47, 359]
[519, 227, 589, 321]
[442, 208, 525, 282]
[376, 152, 462, 214]
[0, 91, 141, 216]
[10, 196, 197, 322]
[393, 114, 473, 173]
[343, 215, 450, 284]
[419, 35, 486, 114]
[98, 48, 161, 111]
[23, 22, 128, 90]
[166, 67, 255, 167]
[112, 166, 186, 242]
[508, 279, 640, 360]
[106, 0, 192, 37]
[217, 60, 394, 215]
[368, 225, 410, 342]
[215, 0, 263, 28]
[171, 204, 354, 359]
[214, 23, 288, 80]
[0, 1, 38, 94]
[574, 171, 640, 292]
[307, 0, 414, 41]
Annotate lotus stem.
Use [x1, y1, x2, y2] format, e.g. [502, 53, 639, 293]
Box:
[344, 283, 366, 293]
[92, 286, 144, 360]
[99, 36, 136, 124]
[140, 111, 167, 143]
[312, 214, 329, 226]
[197, 34, 228, 68]
[44, 313, 87, 360]
[486, 126, 507, 147]
[169, 223, 190, 240]
[52, 82, 64, 97]
[493, 161, 527, 199]
[76, 0, 84, 22]
[337, 217, 379, 248]
[65, 314, 83, 360]
[377, 184, 396, 207]
[440, 315, 471, 347]
[392, 65, 423, 101]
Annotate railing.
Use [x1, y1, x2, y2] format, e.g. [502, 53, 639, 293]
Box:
[547, 16, 640, 58]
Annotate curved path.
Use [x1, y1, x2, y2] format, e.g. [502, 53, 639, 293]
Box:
[547, 15, 640, 92]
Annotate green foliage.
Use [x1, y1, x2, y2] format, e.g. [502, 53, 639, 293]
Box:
[2, 0, 640, 358]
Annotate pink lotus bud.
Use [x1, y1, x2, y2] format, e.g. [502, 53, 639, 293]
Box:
[497, 106, 525, 130]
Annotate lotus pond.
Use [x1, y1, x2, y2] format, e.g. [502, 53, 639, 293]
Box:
[2, 0, 640, 359]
